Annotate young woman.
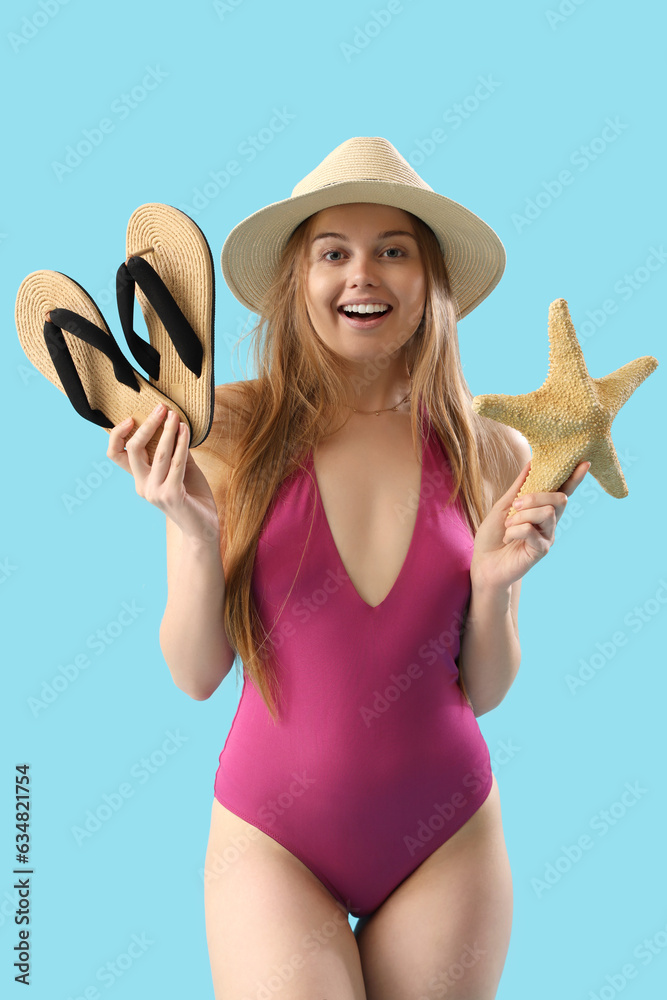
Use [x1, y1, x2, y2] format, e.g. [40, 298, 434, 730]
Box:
[108, 137, 590, 1000]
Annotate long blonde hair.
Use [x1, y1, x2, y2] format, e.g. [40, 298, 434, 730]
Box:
[197, 209, 521, 721]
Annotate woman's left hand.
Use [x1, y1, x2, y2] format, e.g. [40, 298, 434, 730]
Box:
[469, 459, 592, 591]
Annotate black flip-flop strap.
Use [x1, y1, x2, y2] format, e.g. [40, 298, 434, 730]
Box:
[116, 255, 203, 380]
[44, 309, 140, 429]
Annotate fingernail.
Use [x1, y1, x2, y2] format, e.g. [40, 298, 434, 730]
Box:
[514, 498, 523, 508]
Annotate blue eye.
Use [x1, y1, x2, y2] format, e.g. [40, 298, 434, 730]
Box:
[320, 246, 406, 262]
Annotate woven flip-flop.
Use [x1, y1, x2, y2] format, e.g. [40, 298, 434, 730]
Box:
[15, 270, 192, 463]
[115, 203, 215, 448]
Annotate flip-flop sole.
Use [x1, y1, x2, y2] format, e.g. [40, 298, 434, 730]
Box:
[126, 203, 214, 448]
[15, 270, 192, 463]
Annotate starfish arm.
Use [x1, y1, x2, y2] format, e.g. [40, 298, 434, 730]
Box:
[592, 355, 659, 417]
[545, 298, 591, 384]
[515, 434, 591, 500]
[511, 428, 628, 504]
[585, 432, 629, 498]
[471, 392, 549, 436]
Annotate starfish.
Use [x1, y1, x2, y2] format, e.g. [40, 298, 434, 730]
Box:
[471, 298, 658, 516]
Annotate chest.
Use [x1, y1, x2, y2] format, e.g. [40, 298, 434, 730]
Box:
[254, 419, 474, 626]
[311, 429, 424, 609]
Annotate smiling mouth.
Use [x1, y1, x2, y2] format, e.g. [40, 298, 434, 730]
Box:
[337, 305, 393, 325]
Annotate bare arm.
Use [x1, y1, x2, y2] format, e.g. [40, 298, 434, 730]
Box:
[107, 385, 246, 703]
[159, 516, 236, 700]
[457, 428, 530, 716]
[158, 386, 246, 700]
[457, 577, 522, 717]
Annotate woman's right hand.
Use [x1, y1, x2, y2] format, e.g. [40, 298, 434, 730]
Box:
[107, 403, 220, 544]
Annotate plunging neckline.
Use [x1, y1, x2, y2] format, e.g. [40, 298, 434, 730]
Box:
[308, 426, 428, 611]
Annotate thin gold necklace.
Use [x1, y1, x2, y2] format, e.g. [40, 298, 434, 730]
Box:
[346, 380, 412, 416]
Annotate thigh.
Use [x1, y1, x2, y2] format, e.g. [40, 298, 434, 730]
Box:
[204, 797, 367, 1000]
[354, 775, 513, 1000]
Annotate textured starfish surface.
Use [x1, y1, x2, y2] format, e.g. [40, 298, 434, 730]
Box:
[472, 298, 658, 517]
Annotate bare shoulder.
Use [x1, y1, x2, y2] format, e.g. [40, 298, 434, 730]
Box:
[210, 378, 259, 440]
[165, 380, 259, 569]
[192, 379, 259, 484]
[505, 426, 532, 470]
[486, 426, 532, 506]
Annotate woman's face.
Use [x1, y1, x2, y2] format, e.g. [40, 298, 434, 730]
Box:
[303, 203, 426, 361]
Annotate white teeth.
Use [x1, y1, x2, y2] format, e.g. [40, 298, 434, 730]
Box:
[342, 303, 389, 314]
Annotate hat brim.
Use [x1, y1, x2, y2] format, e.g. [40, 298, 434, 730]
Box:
[221, 180, 505, 321]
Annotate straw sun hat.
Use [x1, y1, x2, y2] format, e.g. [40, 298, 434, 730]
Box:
[220, 135, 506, 321]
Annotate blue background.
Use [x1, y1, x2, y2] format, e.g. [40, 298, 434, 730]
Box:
[2, 0, 665, 997]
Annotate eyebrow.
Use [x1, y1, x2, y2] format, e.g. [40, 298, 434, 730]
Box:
[310, 229, 418, 244]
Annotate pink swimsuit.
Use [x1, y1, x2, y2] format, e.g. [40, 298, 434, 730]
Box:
[213, 413, 493, 917]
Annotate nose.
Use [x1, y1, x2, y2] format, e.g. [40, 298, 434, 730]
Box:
[346, 250, 382, 288]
